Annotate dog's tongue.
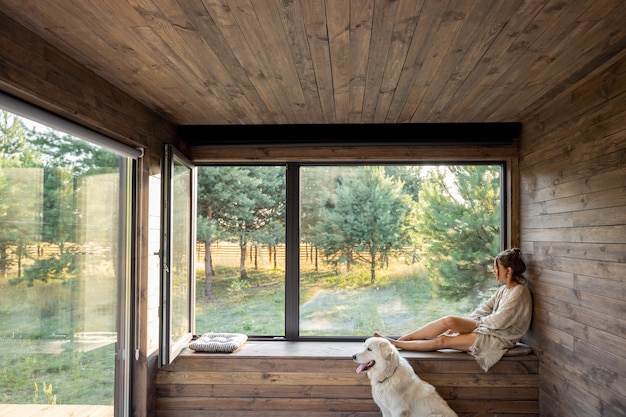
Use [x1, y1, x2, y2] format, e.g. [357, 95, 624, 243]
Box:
[356, 361, 373, 374]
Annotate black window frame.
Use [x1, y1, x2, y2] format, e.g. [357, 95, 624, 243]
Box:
[195, 160, 509, 342]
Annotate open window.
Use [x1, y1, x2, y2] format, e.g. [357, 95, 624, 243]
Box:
[160, 144, 196, 365]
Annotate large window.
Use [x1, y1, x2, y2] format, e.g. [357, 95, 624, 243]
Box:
[195, 163, 503, 339]
[0, 106, 133, 414]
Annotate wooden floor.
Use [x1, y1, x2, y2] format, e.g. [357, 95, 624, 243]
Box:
[0, 404, 113, 417]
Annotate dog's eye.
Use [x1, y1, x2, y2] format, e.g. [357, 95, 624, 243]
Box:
[367, 347, 372, 351]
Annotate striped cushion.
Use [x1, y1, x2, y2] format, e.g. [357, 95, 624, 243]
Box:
[189, 332, 247, 353]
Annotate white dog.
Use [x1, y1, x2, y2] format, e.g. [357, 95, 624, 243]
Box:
[352, 337, 457, 417]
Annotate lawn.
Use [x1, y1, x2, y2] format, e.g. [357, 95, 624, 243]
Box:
[1, 260, 489, 405]
[0, 280, 114, 405]
[195, 262, 485, 337]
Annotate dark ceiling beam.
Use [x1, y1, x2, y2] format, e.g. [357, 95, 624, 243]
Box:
[179, 123, 521, 147]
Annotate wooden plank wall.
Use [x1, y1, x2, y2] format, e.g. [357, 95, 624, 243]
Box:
[519, 49, 626, 416]
[156, 344, 538, 417]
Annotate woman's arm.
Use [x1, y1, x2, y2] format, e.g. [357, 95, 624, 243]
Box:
[468, 288, 499, 321]
[478, 286, 531, 331]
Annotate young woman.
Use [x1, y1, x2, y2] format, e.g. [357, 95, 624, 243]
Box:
[374, 248, 532, 372]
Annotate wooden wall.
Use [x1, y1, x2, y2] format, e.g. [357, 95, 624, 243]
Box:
[519, 49, 626, 416]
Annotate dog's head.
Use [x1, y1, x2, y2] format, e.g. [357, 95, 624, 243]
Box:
[352, 337, 399, 382]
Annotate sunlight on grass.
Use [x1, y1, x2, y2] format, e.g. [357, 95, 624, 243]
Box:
[196, 261, 488, 337]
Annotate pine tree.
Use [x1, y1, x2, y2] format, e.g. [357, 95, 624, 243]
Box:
[310, 166, 413, 283]
[416, 165, 501, 300]
[196, 166, 285, 294]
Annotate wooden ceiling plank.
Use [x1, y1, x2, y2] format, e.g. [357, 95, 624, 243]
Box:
[386, 0, 450, 123]
[326, 0, 350, 123]
[179, 0, 277, 124]
[522, 51, 626, 141]
[249, 0, 311, 123]
[470, 0, 599, 121]
[0, 12, 179, 150]
[359, 0, 400, 123]
[407, 0, 472, 123]
[131, 24, 231, 124]
[440, 0, 549, 122]
[54, 0, 219, 123]
[123, 4, 230, 125]
[225, 0, 304, 123]
[202, 0, 290, 124]
[1, 0, 132, 80]
[275, 0, 324, 123]
[445, 0, 561, 122]
[2, 1, 149, 93]
[2, 0, 623, 129]
[406, 0, 482, 122]
[348, 0, 375, 123]
[325, 0, 351, 122]
[374, 0, 424, 123]
[131, 0, 262, 124]
[494, 0, 626, 121]
[301, 0, 336, 123]
[425, 1, 522, 122]
[56, 0, 216, 123]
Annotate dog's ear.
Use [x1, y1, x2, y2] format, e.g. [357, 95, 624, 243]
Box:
[378, 340, 399, 381]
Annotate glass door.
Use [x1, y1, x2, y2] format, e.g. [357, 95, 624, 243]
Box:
[0, 108, 132, 416]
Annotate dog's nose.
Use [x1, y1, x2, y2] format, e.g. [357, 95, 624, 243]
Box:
[352, 354, 357, 360]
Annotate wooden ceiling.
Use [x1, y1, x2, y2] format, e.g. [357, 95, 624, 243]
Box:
[1, 0, 625, 127]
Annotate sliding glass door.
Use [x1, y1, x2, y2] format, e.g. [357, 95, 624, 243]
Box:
[0, 108, 133, 416]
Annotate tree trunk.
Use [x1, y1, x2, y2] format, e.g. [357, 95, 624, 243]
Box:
[204, 239, 213, 297]
[370, 247, 377, 284]
[273, 245, 277, 269]
[239, 242, 248, 280]
[0, 246, 7, 279]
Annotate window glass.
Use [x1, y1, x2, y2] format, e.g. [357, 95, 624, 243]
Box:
[196, 163, 501, 338]
[195, 166, 286, 336]
[300, 165, 501, 337]
[170, 157, 192, 345]
[160, 146, 195, 365]
[0, 110, 130, 412]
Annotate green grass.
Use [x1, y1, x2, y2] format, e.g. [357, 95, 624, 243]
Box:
[1, 260, 487, 405]
[195, 262, 482, 337]
[0, 339, 114, 404]
[196, 266, 285, 334]
[0, 280, 114, 405]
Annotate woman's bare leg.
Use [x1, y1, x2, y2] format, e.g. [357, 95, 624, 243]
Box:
[377, 332, 478, 352]
[377, 316, 478, 341]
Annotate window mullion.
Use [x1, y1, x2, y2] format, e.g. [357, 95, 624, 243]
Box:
[285, 163, 300, 340]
